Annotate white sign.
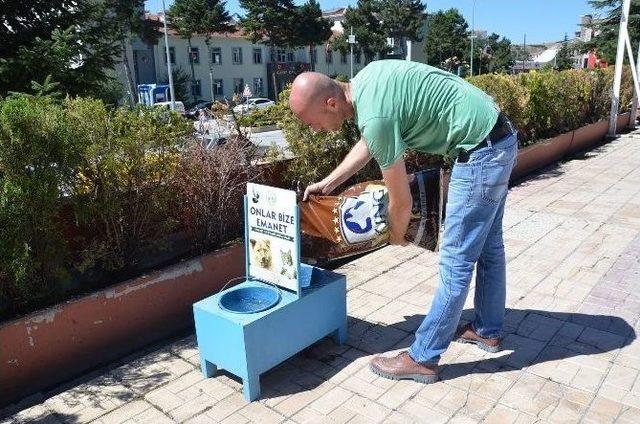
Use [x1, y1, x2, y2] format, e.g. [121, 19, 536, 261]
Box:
[246, 183, 299, 293]
[348, 34, 356, 44]
[243, 84, 252, 98]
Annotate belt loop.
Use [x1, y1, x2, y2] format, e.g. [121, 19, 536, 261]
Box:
[486, 136, 493, 148]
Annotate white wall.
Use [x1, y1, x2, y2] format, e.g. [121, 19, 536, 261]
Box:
[154, 34, 269, 102]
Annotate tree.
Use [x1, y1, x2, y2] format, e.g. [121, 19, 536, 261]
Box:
[107, 1, 161, 106]
[586, 0, 640, 64]
[470, 33, 514, 74]
[239, 0, 300, 100]
[0, 1, 123, 100]
[555, 33, 574, 71]
[332, 0, 390, 64]
[378, 0, 427, 59]
[296, 0, 333, 71]
[168, 0, 203, 102]
[423, 8, 469, 70]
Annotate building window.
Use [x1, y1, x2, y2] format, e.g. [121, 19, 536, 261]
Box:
[211, 47, 222, 65]
[190, 47, 199, 64]
[277, 49, 286, 62]
[234, 78, 244, 94]
[192, 80, 201, 96]
[213, 79, 223, 96]
[325, 49, 333, 64]
[232, 47, 243, 65]
[253, 77, 263, 96]
[253, 48, 262, 64]
[164, 46, 175, 64]
[287, 51, 295, 62]
[341, 51, 347, 64]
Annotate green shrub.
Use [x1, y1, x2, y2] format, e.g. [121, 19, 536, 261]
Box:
[0, 95, 81, 314]
[237, 105, 280, 128]
[467, 73, 529, 137]
[68, 98, 192, 272]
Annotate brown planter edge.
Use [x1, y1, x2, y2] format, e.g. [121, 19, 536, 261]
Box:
[0, 243, 244, 408]
[511, 114, 630, 183]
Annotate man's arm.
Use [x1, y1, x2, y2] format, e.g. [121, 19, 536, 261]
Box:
[382, 158, 412, 246]
[303, 137, 372, 200]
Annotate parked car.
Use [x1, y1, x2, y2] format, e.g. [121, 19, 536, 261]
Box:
[232, 98, 275, 114]
[153, 101, 186, 114]
[186, 101, 214, 120]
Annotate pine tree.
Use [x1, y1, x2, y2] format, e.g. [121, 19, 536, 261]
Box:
[0, 1, 123, 99]
[586, 0, 640, 63]
[239, 0, 300, 100]
[296, 0, 333, 71]
[423, 8, 469, 70]
[332, 0, 390, 64]
[378, 0, 427, 59]
[555, 33, 574, 71]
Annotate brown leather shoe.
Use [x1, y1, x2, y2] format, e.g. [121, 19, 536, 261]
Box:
[369, 351, 438, 384]
[454, 323, 501, 353]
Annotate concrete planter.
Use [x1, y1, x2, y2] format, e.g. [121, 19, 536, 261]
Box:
[0, 244, 244, 407]
[511, 131, 574, 182]
[569, 119, 609, 155]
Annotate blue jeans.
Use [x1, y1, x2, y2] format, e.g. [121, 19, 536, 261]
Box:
[408, 131, 518, 364]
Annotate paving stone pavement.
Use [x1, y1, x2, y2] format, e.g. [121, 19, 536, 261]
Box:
[3, 129, 640, 423]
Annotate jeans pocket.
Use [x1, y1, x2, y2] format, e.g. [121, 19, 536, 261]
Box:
[481, 159, 510, 204]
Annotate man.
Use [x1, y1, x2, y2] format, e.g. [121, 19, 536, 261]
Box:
[289, 60, 518, 383]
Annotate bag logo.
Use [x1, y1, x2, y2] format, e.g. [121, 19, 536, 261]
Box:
[339, 187, 388, 245]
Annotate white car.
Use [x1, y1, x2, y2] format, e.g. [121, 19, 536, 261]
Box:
[232, 98, 275, 114]
[153, 101, 186, 114]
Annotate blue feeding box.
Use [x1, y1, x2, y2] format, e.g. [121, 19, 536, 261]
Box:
[193, 183, 347, 401]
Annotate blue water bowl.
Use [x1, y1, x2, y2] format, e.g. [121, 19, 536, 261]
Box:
[218, 285, 281, 314]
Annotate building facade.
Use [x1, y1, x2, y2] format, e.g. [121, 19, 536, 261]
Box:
[126, 9, 425, 104]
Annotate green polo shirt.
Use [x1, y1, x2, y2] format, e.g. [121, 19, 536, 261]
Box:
[351, 60, 499, 168]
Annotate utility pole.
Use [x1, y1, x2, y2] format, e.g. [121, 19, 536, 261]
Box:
[470, 0, 476, 76]
[609, 0, 640, 136]
[349, 27, 356, 80]
[162, 0, 176, 111]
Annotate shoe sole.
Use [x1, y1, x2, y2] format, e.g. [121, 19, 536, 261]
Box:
[455, 337, 501, 353]
[369, 363, 439, 384]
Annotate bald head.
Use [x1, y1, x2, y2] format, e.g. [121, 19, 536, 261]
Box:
[289, 72, 340, 114]
[289, 72, 353, 132]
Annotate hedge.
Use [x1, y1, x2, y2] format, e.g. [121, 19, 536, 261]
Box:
[0, 66, 635, 321]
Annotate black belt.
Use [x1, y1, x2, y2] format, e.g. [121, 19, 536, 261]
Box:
[457, 113, 513, 163]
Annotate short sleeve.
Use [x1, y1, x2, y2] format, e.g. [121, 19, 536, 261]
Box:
[361, 117, 406, 169]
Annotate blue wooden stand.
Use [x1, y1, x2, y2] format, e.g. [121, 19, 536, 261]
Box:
[193, 264, 347, 401]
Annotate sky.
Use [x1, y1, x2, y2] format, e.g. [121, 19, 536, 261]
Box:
[144, 0, 600, 45]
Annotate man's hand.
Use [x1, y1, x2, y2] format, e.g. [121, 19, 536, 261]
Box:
[302, 138, 372, 201]
[303, 180, 332, 201]
[382, 158, 412, 247]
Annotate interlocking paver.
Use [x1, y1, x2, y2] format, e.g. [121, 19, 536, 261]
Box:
[4, 129, 640, 423]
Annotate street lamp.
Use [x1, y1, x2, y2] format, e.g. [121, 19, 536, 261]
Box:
[162, 0, 176, 111]
[470, 0, 476, 76]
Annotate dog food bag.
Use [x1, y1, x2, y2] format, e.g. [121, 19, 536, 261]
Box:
[299, 168, 442, 264]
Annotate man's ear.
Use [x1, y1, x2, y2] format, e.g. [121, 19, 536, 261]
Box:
[326, 97, 337, 108]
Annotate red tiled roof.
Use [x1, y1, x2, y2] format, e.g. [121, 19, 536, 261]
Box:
[145, 12, 250, 39]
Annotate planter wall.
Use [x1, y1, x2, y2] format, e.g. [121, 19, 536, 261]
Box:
[511, 114, 631, 183]
[0, 244, 244, 407]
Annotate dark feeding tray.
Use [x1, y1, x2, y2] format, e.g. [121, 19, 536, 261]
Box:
[218, 284, 281, 314]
